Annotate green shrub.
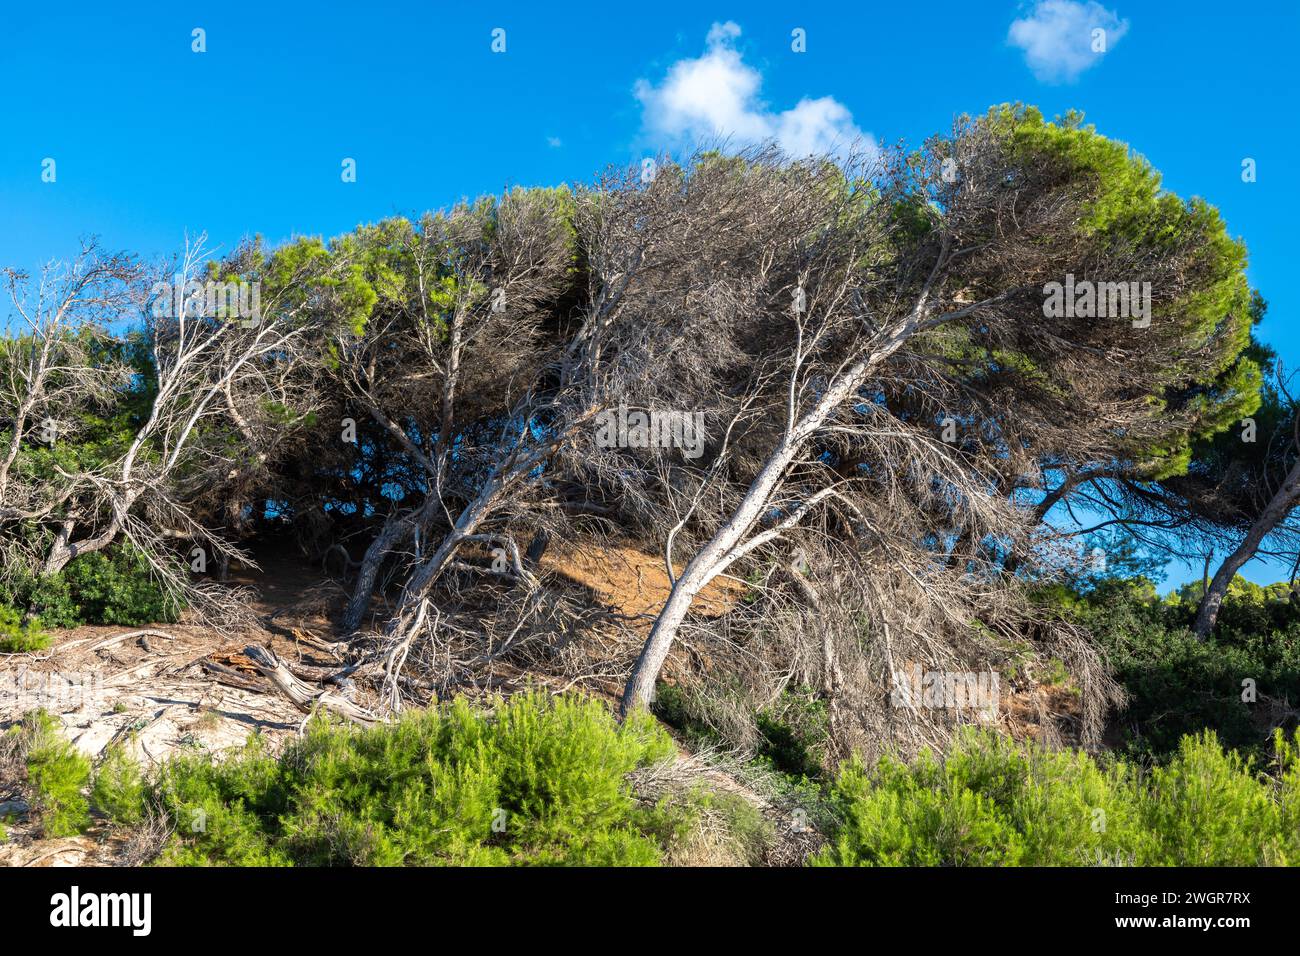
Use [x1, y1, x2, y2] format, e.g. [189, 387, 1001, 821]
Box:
[0, 605, 51, 653]
[638, 784, 776, 866]
[58, 547, 180, 626]
[1143, 730, 1293, 865]
[155, 690, 676, 866]
[1, 543, 181, 630]
[22, 710, 92, 837]
[813, 728, 1300, 866]
[155, 734, 292, 866]
[92, 741, 147, 826]
[1042, 578, 1300, 762]
[700, 789, 774, 866]
[651, 680, 731, 752]
[756, 686, 830, 779]
[653, 679, 831, 781]
[13, 573, 78, 630]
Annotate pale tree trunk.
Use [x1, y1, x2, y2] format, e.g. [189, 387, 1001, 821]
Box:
[373, 414, 588, 639]
[40, 528, 117, 575]
[382, 483, 503, 635]
[618, 258, 984, 713]
[0, 394, 36, 501]
[621, 340, 905, 713]
[341, 305, 469, 636]
[40, 507, 127, 576]
[1193, 457, 1300, 639]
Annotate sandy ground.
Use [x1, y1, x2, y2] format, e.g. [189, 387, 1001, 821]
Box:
[0, 540, 1069, 866]
[0, 557, 348, 865]
[0, 540, 744, 865]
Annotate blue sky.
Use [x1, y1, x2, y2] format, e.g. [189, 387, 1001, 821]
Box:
[1, 0, 1296, 586]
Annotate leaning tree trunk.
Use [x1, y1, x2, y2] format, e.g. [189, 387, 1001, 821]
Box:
[1193, 457, 1300, 639]
[379, 483, 503, 638]
[621, 435, 803, 713]
[624, 257, 964, 713]
[341, 504, 431, 634]
[621, 335, 907, 714]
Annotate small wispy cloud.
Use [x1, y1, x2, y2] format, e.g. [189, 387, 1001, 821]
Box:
[546, 136, 563, 148]
[635, 21, 874, 160]
[1008, 1, 1129, 83]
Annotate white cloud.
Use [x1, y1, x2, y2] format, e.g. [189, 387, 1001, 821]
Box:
[635, 21, 873, 160]
[546, 136, 563, 148]
[1008, 1, 1129, 83]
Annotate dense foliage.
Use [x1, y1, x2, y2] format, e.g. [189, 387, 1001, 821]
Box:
[0, 604, 50, 653]
[0, 543, 179, 631]
[14, 678, 1300, 867]
[1043, 575, 1300, 762]
[135, 692, 677, 866]
[814, 727, 1300, 866]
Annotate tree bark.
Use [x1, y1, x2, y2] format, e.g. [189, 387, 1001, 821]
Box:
[1193, 457, 1300, 638]
[40, 511, 125, 576]
[242, 644, 381, 726]
[621, 338, 906, 713]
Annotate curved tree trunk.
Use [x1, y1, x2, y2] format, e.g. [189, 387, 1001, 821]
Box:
[620, 550, 730, 715]
[341, 490, 452, 633]
[1193, 457, 1300, 639]
[619, 279, 957, 714]
[622, 348, 890, 713]
[40, 512, 125, 576]
[618, 436, 803, 713]
[341, 513, 418, 634]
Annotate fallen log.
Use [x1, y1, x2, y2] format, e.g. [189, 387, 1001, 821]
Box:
[241, 644, 382, 726]
[200, 658, 268, 693]
[88, 629, 178, 653]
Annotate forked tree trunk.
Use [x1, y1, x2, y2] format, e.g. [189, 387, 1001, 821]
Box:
[341, 505, 432, 634]
[1193, 457, 1300, 639]
[622, 337, 909, 714]
[39, 515, 124, 576]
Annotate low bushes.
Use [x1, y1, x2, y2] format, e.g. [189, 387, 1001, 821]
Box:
[91, 741, 148, 827]
[0, 543, 181, 632]
[814, 727, 1300, 866]
[13, 710, 92, 837]
[1059, 579, 1300, 762]
[9, 694, 682, 864]
[653, 680, 832, 780]
[0, 605, 51, 653]
[13, 690, 1300, 867]
[149, 690, 679, 866]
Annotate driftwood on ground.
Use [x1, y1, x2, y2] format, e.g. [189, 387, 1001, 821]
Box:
[241, 644, 382, 726]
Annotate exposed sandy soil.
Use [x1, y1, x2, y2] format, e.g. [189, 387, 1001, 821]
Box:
[0, 540, 752, 865]
[540, 541, 747, 626]
[0, 552, 347, 865]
